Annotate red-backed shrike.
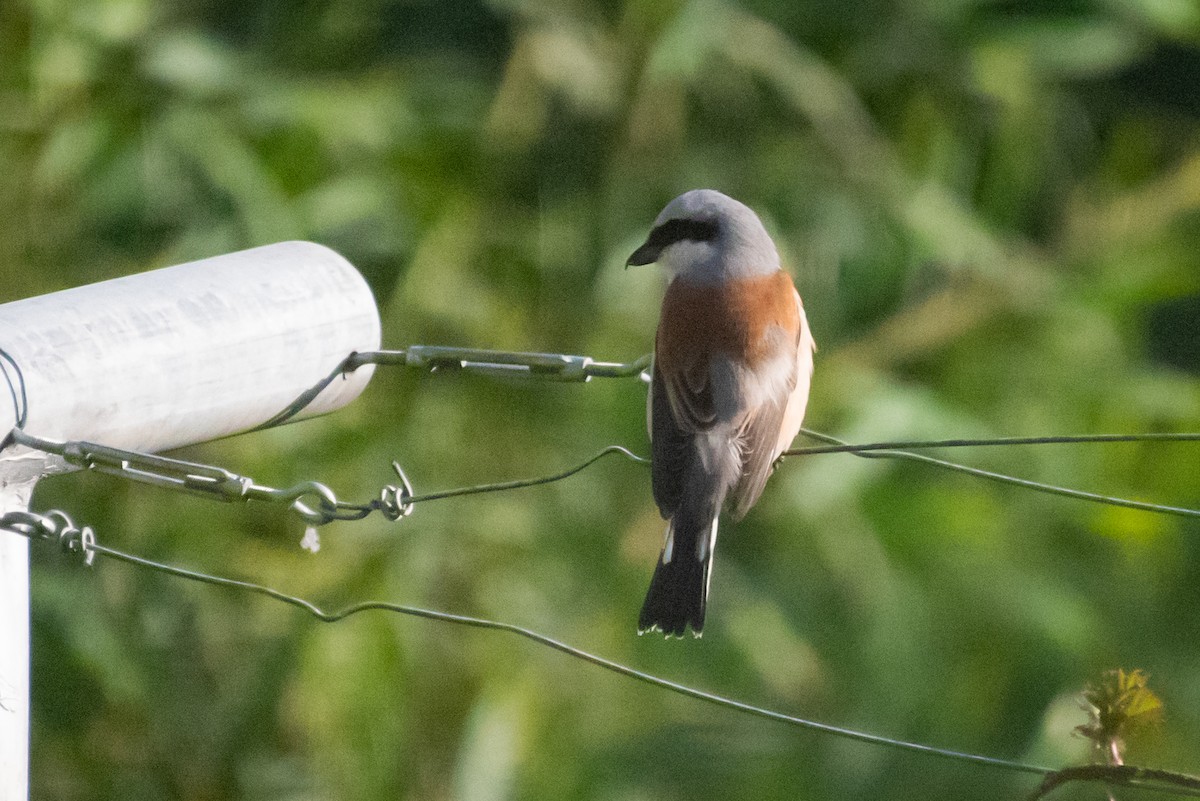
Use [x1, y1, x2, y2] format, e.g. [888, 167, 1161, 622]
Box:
[627, 189, 816, 637]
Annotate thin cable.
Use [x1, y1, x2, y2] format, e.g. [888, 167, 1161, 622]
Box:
[786, 431, 1200, 456]
[10, 518, 1198, 797]
[73, 536, 1051, 778]
[253, 354, 355, 431]
[0, 347, 29, 449]
[402, 445, 647, 505]
[795, 430, 1200, 520]
[332, 446, 648, 520]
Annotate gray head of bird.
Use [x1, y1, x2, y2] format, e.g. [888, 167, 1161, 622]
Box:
[626, 189, 781, 283]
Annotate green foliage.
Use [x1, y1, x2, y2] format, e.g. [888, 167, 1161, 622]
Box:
[6, 0, 1200, 798]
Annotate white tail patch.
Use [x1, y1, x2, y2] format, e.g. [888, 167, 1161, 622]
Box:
[696, 517, 719, 562]
[661, 524, 675, 564]
[702, 517, 718, 602]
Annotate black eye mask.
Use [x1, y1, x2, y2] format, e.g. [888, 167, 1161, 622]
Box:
[627, 218, 720, 266]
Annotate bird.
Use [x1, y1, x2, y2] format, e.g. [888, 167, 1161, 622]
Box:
[627, 189, 816, 637]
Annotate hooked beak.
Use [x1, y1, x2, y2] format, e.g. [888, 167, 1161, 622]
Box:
[626, 239, 661, 268]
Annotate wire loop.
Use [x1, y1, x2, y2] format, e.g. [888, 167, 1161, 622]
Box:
[282, 481, 342, 525]
[46, 510, 93, 565]
[0, 510, 45, 539]
[60, 522, 97, 567]
[1, 508, 96, 566]
[377, 461, 415, 521]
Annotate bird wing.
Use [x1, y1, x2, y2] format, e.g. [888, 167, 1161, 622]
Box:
[725, 337, 799, 519]
[649, 353, 709, 517]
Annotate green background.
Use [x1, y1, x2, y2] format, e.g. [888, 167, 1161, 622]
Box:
[4, 0, 1200, 798]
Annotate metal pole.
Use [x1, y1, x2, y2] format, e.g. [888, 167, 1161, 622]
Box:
[0, 241, 382, 800]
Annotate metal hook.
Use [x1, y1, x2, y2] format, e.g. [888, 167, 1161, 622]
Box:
[75, 527, 97, 567]
[42, 510, 96, 567]
[378, 460, 415, 521]
[282, 481, 341, 525]
[0, 511, 45, 539]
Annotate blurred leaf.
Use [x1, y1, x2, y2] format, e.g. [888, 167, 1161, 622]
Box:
[982, 18, 1145, 79]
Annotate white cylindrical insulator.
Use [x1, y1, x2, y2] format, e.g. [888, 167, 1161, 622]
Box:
[0, 240, 381, 454]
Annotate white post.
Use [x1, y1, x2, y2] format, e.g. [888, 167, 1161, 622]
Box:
[0, 480, 35, 801]
[0, 241, 382, 801]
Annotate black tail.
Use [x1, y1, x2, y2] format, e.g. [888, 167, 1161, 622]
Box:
[638, 516, 716, 637]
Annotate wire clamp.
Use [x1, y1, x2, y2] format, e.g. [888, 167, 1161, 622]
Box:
[378, 461, 415, 520]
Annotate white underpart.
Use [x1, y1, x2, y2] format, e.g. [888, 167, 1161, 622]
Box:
[662, 523, 674, 564]
[776, 297, 816, 454]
